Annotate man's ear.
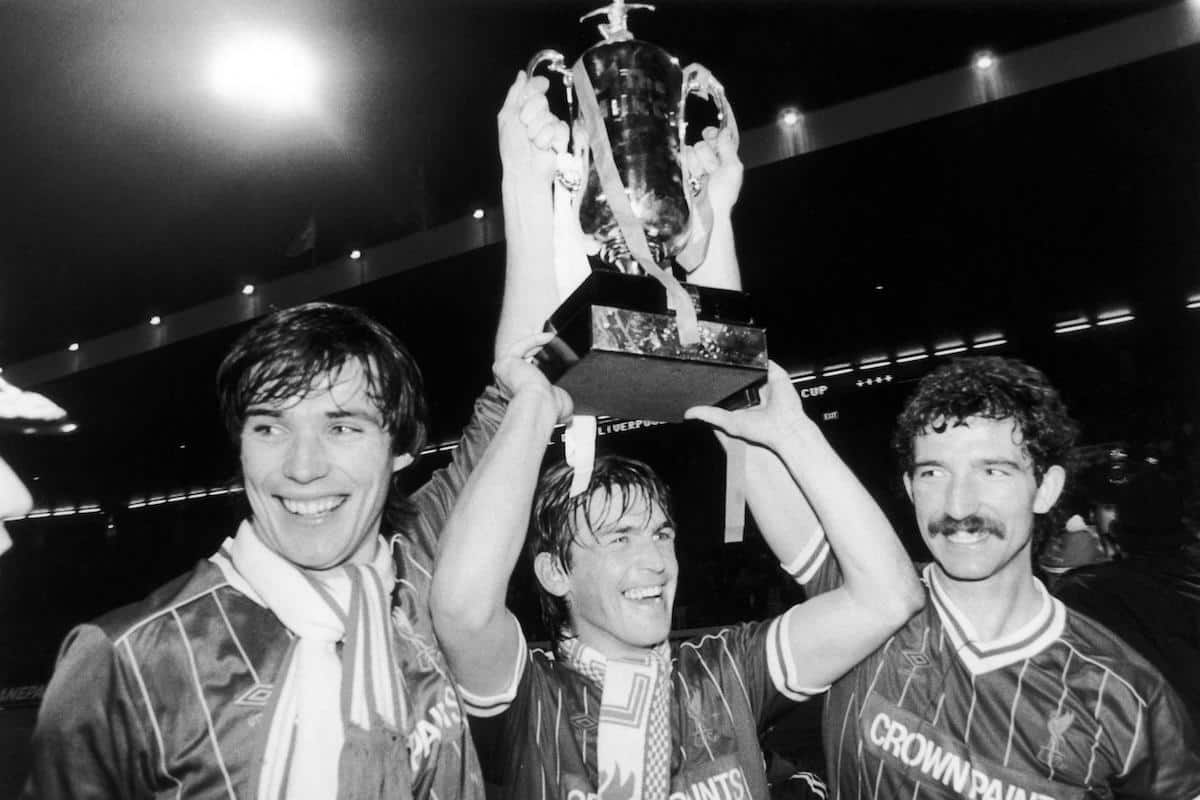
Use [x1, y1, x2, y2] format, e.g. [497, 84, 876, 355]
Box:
[392, 453, 415, 473]
[902, 471, 914, 503]
[534, 552, 570, 598]
[1033, 464, 1066, 514]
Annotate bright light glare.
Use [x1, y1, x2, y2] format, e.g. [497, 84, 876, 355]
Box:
[209, 32, 320, 114]
[779, 107, 802, 127]
[973, 51, 996, 71]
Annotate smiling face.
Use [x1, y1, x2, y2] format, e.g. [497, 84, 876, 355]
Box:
[240, 359, 399, 571]
[904, 416, 1064, 591]
[542, 486, 679, 659]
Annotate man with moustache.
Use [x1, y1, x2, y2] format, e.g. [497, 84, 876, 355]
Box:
[750, 357, 1200, 797]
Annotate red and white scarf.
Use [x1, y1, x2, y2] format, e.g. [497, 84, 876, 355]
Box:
[560, 636, 672, 800]
[211, 521, 411, 800]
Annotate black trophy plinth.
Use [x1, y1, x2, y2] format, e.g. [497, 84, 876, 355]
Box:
[534, 271, 768, 422]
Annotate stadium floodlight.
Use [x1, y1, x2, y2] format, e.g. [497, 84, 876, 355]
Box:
[209, 31, 320, 115]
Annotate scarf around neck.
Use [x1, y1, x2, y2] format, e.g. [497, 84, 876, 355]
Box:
[210, 520, 412, 800]
[560, 635, 672, 800]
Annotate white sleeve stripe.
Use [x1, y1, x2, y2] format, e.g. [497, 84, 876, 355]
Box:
[782, 533, 830, 585]
[766, 608, 829, 701]
[457, 616, 527, 718]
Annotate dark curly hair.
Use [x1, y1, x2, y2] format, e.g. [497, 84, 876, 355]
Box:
[893, 356, 1078, 555]
[216, 302, 428, 458]
[528, 455, 675, 644]
[894, 356, 1077, 481]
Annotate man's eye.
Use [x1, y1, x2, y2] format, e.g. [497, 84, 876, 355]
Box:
[654, 529, 675, 542]
[608, 535, 629, 546]
[985, 467, 1011, 477]
[249, 423, 281, 436]
[330, 423, 362, 435]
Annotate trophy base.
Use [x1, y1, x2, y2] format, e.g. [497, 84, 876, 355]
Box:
[535, 272, 768, 422]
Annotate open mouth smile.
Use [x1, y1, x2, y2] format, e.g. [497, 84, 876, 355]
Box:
[279, 495, 348, 517]
[622, 585, 665, 601]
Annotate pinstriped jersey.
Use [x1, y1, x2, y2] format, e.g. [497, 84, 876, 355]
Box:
[461, 610, 822, 800]
[23, 387, 507, 800]
[801, 543, 1200, 799]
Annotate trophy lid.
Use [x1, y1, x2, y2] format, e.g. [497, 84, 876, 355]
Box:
[580, 0, 655, 43]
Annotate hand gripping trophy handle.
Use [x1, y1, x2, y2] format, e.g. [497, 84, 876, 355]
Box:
[675, 63, 737, 272]
[526, 50, 585, 193]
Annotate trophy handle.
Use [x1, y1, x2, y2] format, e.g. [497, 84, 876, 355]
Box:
[526, 49, 583, 191]
[675, 63, 739, 274]
[680, 63, 739, 148]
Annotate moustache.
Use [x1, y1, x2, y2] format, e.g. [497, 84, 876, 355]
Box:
[927, 514, 1006, 539]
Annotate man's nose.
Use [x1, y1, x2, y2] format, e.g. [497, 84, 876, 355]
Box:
[634, 537, 669, 572]
[943, 474, 979, 519]
[282, 434, 330, 483]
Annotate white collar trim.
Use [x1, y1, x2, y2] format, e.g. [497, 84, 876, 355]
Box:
[925, 564, 1066, 675]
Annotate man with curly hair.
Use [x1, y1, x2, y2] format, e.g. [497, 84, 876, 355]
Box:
[756, 356, 1200, 796]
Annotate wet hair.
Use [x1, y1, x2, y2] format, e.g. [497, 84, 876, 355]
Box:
[528, 454, 675, 644]
[216, 302, 428, 458]
[894, 356, 1078, 556]
[894, 356, 1077, 482]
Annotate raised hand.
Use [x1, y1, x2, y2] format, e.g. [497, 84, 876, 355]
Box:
[683, 124, 743, 217]
[492, 331, 574, 424]
[683, 361, 811, 450]
[498, 71, 570, 186]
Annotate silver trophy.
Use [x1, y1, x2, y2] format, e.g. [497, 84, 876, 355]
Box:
[531, 0, 767, 422]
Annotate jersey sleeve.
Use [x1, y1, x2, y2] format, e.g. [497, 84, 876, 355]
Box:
[1113, 677, 1200, 798]
[457, 617, 535, 786]
[781, 523, 842, 598]
[23, 625, 157, 799]
[399, 384, 507, 566]
[677, 618, 824, 740]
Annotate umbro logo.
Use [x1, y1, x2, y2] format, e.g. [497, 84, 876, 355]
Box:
[902, 649, 930, 669]
[234, 683, 274, 707]
[571, 713, 598, 733]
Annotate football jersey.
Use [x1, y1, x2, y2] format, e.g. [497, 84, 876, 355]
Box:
[801, 540, 1200, 799]
[462, 611, 822, 800]
[22, 387, 506, 800]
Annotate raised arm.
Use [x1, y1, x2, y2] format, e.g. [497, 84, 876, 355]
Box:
[686, 363, 924, 688]
[430, 336, 572, 696]
[493, 71, 567, 360]
[682, 125, 743, 291]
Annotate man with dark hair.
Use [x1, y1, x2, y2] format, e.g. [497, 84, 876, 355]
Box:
[22, 73, 561, 800]
[1054, 467, 1200, 732]
[431, 354, 924, 798]
[777, 356, 1200, 796]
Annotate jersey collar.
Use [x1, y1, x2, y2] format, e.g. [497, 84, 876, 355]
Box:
[925, 564, 1066, 675]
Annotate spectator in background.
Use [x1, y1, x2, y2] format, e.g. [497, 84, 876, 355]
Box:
[1054, 466, 1200, 730]
[1039, 479, 1120, 589]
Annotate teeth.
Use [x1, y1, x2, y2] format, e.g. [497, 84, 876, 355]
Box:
[623, 586, 663, 600]
[946, 531, 988, 544]
[281, 496, 344, 516]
